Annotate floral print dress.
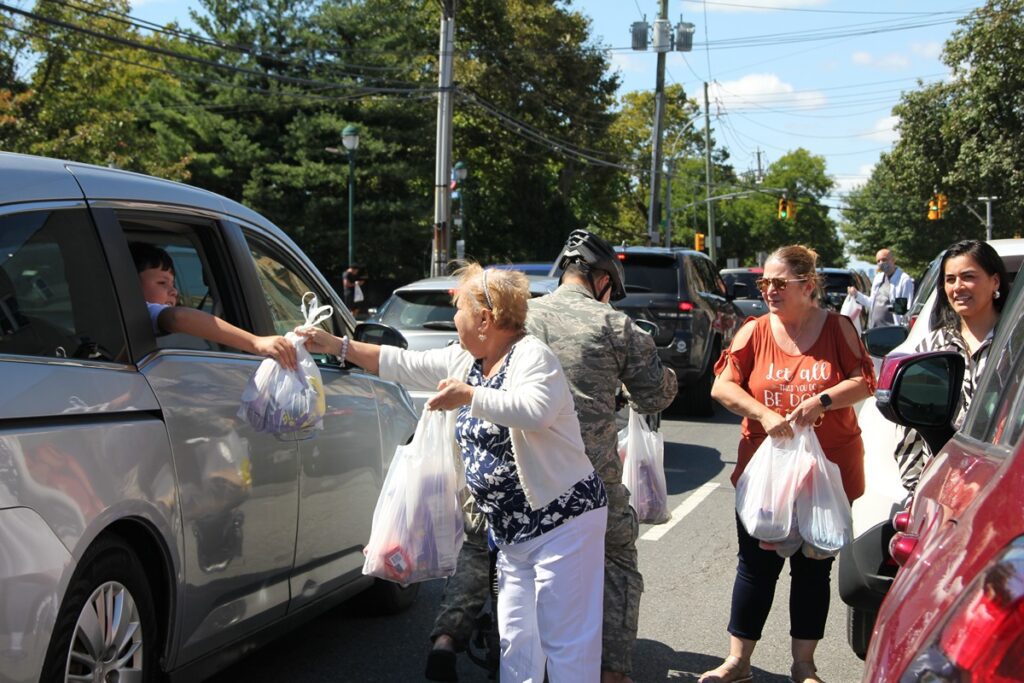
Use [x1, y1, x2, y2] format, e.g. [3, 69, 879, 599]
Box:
[455, 346, 607, 546]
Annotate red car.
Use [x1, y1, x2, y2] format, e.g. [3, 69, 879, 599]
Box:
[863, 280, 1024, 681]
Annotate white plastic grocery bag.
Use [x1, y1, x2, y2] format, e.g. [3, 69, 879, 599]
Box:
[238, 293, 331, 434]
[840, 293, 863, 336]
[795, 425, 852, 558]
[736, 428, 814, 542]
[622, 408, 670, 524]
[353, 282, 365, 303]
[363, 409, 464, 584]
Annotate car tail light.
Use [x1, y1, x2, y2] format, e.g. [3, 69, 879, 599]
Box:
[899, 537, 1024, 682]
[890, 532, 919, 566]
[678, 301, 694, 312]
[909, 314, 919, 328]
[617, 253, 626, 260]
[893, 509, 912, 533]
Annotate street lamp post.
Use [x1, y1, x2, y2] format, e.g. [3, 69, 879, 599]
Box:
[453, 161, 468, 259]
[341, 125, 360, 269]
[325, 125, 361, 271]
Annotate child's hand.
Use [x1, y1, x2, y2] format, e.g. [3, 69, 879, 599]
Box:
[293, 326, 339, 355]
[255, 335, 298, 370]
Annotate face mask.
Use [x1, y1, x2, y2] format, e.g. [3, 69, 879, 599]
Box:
[877, 261, 892, 275]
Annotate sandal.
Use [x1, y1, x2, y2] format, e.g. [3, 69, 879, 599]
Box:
[698, 655, 753, 683]
[789, 660, 824, 683]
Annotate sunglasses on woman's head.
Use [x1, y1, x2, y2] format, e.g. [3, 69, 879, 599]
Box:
[755, 277, 807, 292]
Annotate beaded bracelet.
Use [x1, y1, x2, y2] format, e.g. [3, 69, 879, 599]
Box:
[338, 335, 350, 364]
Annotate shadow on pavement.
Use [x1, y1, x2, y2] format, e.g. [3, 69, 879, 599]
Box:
[633, 639, 792, 682]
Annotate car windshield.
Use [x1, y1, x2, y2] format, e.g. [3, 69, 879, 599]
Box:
[620, 254, 678, 294]
[822, 273, 855, 294]
[378, 290, 456, 330]
[722, 272, 759, 299]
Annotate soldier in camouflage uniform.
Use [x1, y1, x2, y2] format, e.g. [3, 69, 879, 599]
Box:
[527, 230, 677, 682]
[426, 230, 675, 683]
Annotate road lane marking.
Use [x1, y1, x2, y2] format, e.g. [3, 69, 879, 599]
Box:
[640, 482, 721, 541]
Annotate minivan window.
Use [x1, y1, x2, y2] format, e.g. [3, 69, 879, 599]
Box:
[247, 238, 339, 338]
[0, 209, 126, 362]
[620, 254, 679, 294]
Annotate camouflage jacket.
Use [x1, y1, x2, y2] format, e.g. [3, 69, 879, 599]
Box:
[526, 283, 677, 485]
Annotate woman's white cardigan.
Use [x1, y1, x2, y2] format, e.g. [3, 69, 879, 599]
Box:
[378, 335, 596, 510]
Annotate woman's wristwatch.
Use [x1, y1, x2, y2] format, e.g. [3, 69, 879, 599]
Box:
[819, 393, 833, 410]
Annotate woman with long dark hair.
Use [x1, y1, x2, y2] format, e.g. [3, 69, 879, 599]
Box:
[895, 239, 1009, 491]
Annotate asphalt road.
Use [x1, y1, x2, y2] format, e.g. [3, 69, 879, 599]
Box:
[209, 405, 866, 683]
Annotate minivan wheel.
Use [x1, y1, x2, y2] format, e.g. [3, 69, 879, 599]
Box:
[41, 538, 159, 683]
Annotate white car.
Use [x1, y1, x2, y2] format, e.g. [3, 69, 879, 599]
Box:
[840, 238, 1024, 658]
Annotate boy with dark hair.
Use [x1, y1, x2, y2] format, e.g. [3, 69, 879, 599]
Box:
[130, 242, 297, 370]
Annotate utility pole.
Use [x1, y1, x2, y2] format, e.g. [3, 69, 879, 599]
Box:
[664, 158, 674, 247]
[431, 1, 456, 277]
[704, 81, 716, 264]
[646, 0, 669, 246]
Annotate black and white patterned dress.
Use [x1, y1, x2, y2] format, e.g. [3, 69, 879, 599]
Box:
[894, 325, 994, 491]
[455, 345, 607, 546]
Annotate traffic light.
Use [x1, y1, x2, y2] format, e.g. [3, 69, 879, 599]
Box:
[777, 197, 788, 220]
[927, 194, 939, 220]
[786, 199, 797, 221]
[937, 193, 948, 218]
[694, 232, 705, 251]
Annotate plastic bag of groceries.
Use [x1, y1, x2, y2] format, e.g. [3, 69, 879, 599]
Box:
[622, 408, 670, 524]
[363, 409, 464, 584]
[238, 293, 331, 434]
[840, 293, 863, 337]
[736, 427, 813, 542]
[795, 425, 852, 558]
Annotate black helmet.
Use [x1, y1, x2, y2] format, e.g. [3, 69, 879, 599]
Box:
[556, 229, 626, 301]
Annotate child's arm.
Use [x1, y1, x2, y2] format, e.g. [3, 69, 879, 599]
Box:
[157, 307, 297, 370]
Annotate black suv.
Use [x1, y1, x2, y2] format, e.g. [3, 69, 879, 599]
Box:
[612, 247, 739, 416]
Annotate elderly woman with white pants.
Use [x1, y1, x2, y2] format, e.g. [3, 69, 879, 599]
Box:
[298, 263, 607, 682]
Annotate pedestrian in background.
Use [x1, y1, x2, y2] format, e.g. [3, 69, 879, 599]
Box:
[342, 264, 366, 316]
[701, 245, 874, 683]
[894, 239, 1008, 492]
[298, 263, 608, 683]
[847, 248, 914, 329]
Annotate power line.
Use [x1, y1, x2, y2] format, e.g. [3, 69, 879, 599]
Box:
[682, 0, 971, 16]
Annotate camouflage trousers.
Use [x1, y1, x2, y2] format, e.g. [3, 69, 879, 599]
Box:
[430, 484, 643, 675]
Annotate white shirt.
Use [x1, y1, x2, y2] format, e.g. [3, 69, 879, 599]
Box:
[854, 266, 915, 327]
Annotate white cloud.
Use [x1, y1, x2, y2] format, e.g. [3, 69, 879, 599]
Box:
[866, 116, 899, 143]
[709, 73, 827, 112]
[609, 51, 646, 75]
[851, 51, 910, 70]
[911, 42, 943, 60]
[833, 164, 876, 196]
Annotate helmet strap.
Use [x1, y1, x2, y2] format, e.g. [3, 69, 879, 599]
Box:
[586, 270, 612, 302]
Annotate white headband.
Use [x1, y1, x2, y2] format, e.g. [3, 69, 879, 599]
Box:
[480, 269, 494, 310]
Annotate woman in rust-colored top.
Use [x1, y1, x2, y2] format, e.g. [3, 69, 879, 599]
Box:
[698, 245, 875, 683]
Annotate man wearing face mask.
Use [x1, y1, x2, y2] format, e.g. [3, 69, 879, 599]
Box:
[848, 248, 914, 328]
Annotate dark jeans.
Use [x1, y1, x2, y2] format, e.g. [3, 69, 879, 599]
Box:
[727, 514, 834, 641]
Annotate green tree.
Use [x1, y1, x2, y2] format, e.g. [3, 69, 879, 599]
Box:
[843, 0, 1024, 271]
[0, 0, 193, 179]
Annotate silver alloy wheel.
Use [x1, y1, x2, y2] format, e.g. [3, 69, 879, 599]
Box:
[65, 581, 144, 682]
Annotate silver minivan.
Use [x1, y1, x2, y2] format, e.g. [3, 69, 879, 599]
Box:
[0, 153, 419, 682]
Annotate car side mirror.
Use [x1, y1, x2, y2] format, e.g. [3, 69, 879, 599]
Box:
[863, 325, 909, 357]
[875, 350, 965, 454]
[633, 318, 660, 337]
[354, 322, 408, 349]
[892, 297, 908, 315]
[730, 282, 749, 300]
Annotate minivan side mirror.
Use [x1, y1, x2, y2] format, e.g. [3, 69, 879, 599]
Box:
[891, 297, 909, 316]
[730, 282, 749, 300]
[633, 319, 660, 337]
[863, 325, 910, 357]
[354, 322, 408, 349]
[875, 350, 965, 454]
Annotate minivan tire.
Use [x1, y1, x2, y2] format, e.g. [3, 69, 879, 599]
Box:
[40, 537, 160, 683]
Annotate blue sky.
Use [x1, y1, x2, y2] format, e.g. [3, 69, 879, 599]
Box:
[130, 0, 977, 267]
